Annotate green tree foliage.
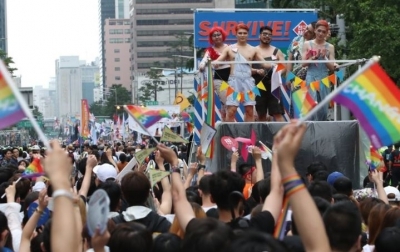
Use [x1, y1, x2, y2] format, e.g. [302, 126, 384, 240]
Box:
[138, 62, 165, 104]
[0, 49, 17, 76]
[89, 84, 131, 117]
[254, 0, 308, 8]
[32, 106, 43, 119]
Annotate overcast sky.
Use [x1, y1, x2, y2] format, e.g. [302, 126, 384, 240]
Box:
[7, 0, 99, 88]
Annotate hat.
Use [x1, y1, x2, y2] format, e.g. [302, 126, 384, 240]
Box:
[31, 145, 40, 151]
[32, 181, 46, 192]
[93, 164, 117, 182]
[384, 186, 400, 202]
[327, 172, 344, 186]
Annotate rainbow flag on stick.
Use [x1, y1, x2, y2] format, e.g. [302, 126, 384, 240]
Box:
[22, 158, 45, 178]
[124, 105, 170, 129]
[292, 87, 317, 119]
[300, 56, 400, 149]
[369, 146, 386, 172]
[0, 60, 50, 148]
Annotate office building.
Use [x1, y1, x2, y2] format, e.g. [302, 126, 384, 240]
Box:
[103, 18, 131, 91]
[81, 61, 100, 105]
[55, 56, 83, 118]
[129, 0, 234, 103]
[98, 0, 116, 93]
[0, 0, 7, 52]
[115, 0, 130, 18]
[33, 85, 56, 118]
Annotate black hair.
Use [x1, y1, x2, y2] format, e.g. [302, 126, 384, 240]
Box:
[323, 201, 362, 251]
[259, 26, 273, 34]
[209, 171, 245, 210]
[119, 153, 127, 163]
[333, 193, 351, 203]
[313, 170, 329, 182]
[375, 226, 400, 252]
[333, 177, 353, 197]
[199, 175, 212, 195]
[308, 181, 333, 202]
[152, 233, 182, 252]
[0, 211, 13, 250]
[306, 161, 328, 178]
[97, 181, 122, 212]
[227, 231, 289, 252]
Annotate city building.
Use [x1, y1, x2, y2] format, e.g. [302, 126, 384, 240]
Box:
[33, 85, 56, 118]
[235, 0, 310, 8]
[103, 18, 131, 91]
[129, 0, 234, 104]
[81, 61, 100, 105]
[98, 0, 116, 93]
[55, 56, 83, 118]
[115, 0, 130, 18]
[0, 0, 7, 53]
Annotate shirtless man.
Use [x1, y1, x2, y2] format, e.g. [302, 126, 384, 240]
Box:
[215, 23, 272, 122]
[252, 26, 285, 122]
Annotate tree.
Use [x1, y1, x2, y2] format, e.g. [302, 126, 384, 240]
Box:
[253, 0, 307, 8]
[138, 61, 165, 104]
[32, 106, 43, 119]
[0, 49, 17, 76]
[89, 84, 132, 118]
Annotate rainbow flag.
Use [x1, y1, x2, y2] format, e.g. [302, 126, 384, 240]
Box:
[292, 87, 317, 118]
[0, 71, 25, 129]
[181, 111, 190, 123]
[125, 105, 170, 129]
[369, 146, 386, 172]
[332, 63, 400, 149]
[22, 158, 45, 178]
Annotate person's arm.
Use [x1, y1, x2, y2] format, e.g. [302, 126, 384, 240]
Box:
[302, 42, 312, 67]
[214, 46, 229, 63]
[5, 182, 22, 252]
[369, 169, 389, 204]
[230, 151, 239, 172]
[196, 148, 206, 185]
[158, 144, 195, 231]
[19, 188, 48, 252]
[155, 151, 172, 215]
[199, 50, 210, 72]
[79, 155, 96, 198]
[275, 122, 330, 252]
[255, 50, 273, 69]
[45, 141, 79, 252]
[252, 147, 264, 183]
[184, 163, 197, 189]
[107, 152, 119, 172]
[182, 159, 188, 179]
[287, 51, 294, 73]
[261, 149, 283, 223]
[325, 44, 336, 71]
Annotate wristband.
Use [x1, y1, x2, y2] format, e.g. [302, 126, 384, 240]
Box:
[35, 208, 44, 215]
[52, 189, 74, 201]
[282, 174, 306, 198]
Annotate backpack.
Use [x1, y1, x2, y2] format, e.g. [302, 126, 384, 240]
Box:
[111, 211, 171, 234]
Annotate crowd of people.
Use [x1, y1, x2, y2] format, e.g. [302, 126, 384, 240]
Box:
[0, 121, 397, 251]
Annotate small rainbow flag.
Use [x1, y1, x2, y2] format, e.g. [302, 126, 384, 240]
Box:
[181, 111, 190, 123]
[332, 63, 400, 149]
[292, 87, 317, 118]
[22, 158, 44, 178]
[369, 146, 386, 172]
[125, 105, 170, 129]
[0, 71, 25, 129]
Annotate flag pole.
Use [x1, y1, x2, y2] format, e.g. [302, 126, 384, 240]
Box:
[0, 60, 50, 149]
[298, 56, 380, 124]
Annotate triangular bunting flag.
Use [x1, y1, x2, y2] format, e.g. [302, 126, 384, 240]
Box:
[253, 86, 261, 96]
[244, 92, 250, 102]
[321, 77, 330, 88]
[202, 81, 208, 89]
[173, 92, 191, 111]
[287, 71, 296, 81]
[276, 63, 285, 72]
[293, 77, 303, 87]
[135, 147, 156, 164]
[148, 169, 171, 187]
[328, 74, 337, 85]
[240, 92, 245, 102]
[310, 81, 320, 92]
[300, 81, 306, 88]
[160, 125, 189, 143]
[257, 81, 267, 91]
[226, 87, 234, 97]
[220, 81, 229, 91]
[236, 92, 242, 101]
[336, 70, 344, 82]
[200, 93, 208, 100]
[233, 91, 238, 100]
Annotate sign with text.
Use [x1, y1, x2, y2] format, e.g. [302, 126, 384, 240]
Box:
[194, 11, 317, 48]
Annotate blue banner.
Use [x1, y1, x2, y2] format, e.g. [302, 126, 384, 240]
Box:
[194, 11, 317, 49]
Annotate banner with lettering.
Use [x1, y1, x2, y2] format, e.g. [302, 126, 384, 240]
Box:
[194, 10, 317, 48]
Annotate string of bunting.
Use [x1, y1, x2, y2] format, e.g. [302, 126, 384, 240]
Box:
[286, 69, 345, 91]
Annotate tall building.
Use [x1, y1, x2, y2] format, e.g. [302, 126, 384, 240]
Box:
[33, 85, 56, 118]
[98, 0, 116, 93]
[129, 0, 234, 103]
[81, 61, 100, 105]
[0, 0, 7, 52]
[103, 18, 131, 91]
[115, 0, 130, 18]
[55, 56, 83, 118]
